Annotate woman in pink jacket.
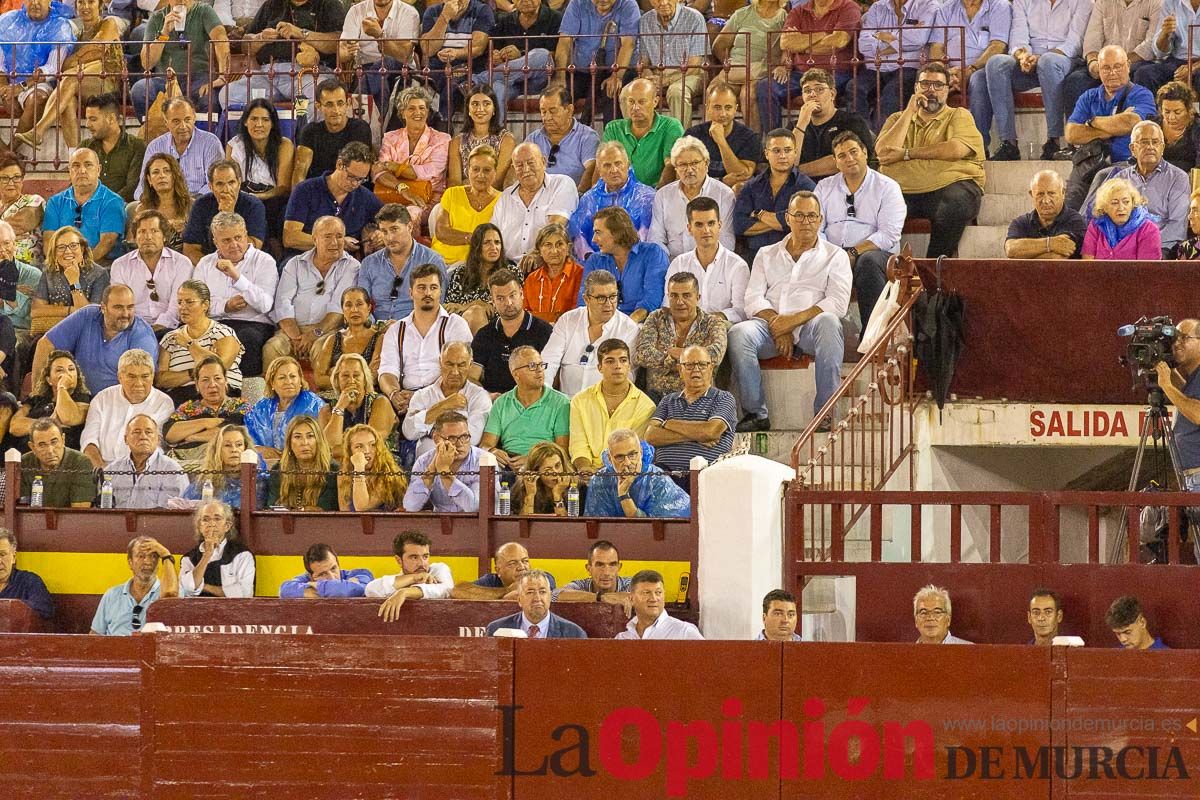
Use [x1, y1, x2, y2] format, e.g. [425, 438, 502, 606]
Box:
[1082, 178, 1162, 260]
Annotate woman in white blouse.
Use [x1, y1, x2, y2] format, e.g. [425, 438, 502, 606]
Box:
[179, 501, 256, 598]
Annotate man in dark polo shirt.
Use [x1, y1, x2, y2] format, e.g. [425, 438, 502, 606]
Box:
[1003, 169, 1087, 259]
[0, 528, 54, 619]
[20, 419, 96, 509]
[294, 79, 373, 181]
[181, 159, 268, 263]
[471, 268, 551, 395]
[684, 83, 760, 188]
[645, 344, 737, 490]
[284, 141, 382, 259]
[794, 69, 877, 180]
[81, 93, 146, 203]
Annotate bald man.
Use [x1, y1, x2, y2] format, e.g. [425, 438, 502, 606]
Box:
[601, 78, 684, 187]
[492, 143, 579, 261]
[1005, 170, 1087, 259]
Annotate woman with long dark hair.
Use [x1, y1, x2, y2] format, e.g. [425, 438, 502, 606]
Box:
[443, 223, 518, 332]
[448, 83, 515, 189]
[227, 98, 294, 248]
[129, 154, 191, 251]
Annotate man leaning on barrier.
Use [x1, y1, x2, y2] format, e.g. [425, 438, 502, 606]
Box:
[0, 528, 54, 620]
[21, 418, 96, 508]
[451, 540, 557, 600]
[553, 539, 632, 614]
[280, 542, 373, 599]
[403, 410, 488, 513]
[583, 428, 691, 518]
[486, 569, 586, 638]
[367, 531, 455, 621]
[105, 413, 188, 508]
[913, 583, 972, 644]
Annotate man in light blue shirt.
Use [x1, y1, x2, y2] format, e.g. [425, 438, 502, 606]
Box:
[980, 0, 1092, 160]
[135, 98, 224, 199]
[91, 536, 179, 635]
[106, 415, 189, 508]
[355, 204, 446, 321]
[929, 0, 1012, 150]
[757, 589, 804, 641]
[43, 148, 126, 263]
[1132, 0, 1200, 95]
[853, 0, 940, 130]
[526, 86, 602, 187]
[554, 0, 641, 124]
[403, 411, 485, 513]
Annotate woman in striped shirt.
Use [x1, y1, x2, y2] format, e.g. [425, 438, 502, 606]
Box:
[156, 279, 245, 405]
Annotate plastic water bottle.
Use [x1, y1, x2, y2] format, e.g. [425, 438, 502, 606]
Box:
[30, 476, 43, 508]
[201, 479, 214, 502]
[566, 484, 580, 517]
[498, 482, 511, 516]
[100, 479, 114, 509]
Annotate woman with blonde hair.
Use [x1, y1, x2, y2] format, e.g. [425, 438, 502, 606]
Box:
[244, 355, 326, 463]
[267, 415, 338, 511]
[318, 351, 395, 460]
[337, 423, 407, 511]
[1082, 177, 1162, 260]
[431, 143, 500, 264]
[182, 424, 268, 510]
[511, 441, 576, 516]
[31, 226, 109, 332]
[129, 153, 191, 250]
[522, 222, 582, 323]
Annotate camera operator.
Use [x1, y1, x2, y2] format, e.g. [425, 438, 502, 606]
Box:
[1154, 318, 1200, 489]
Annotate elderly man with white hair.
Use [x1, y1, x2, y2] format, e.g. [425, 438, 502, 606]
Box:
[80, 349, 174, 468]
[649, 136, 736, 260]
[1004, 170, 1088, 259]
[0, 219, 42, 351]
[104, 414, 189, 508]
[492, 143, 579, 262]
[914, 584, 973, 644]
[583, 428, 691, 518]
[402, 341, 493, 458]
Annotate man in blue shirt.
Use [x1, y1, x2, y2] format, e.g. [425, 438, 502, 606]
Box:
[91, 536, 179, 636]
[355, 204, 447, 321]
[853, 0, 939, 130]
[553, 0, 641, 123]
[758, 589, 803, 641]
[419, 0, 496, 122]
[526, 85, 602, 187]
[279, 543, 374, 598]
[33, 284, 159, 393]
[43, 148, 126, 263]
[0, 529, 53, 620]
[929, 0, 1012, 152]
[732, 129, 816, 257]
[451, 541, 557, 599]
[284, 141, 382, 260]
[584, 429, 691, 518]
[1106, 595, 1169, 650]
[1132, 0, 1200, 96]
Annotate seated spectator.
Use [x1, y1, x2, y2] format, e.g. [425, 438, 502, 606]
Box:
[418, 0, 496, 123]
[486, 570, 587, 638]
[568, 142, 656, 261]
[31, 226, 110, 333]
[339, 0, 419, 114]
[793, 70, 877, 181]
[319, 353, 396, 461]
[615, 569, 702, 639]
[877, 62, 985, 258]
[158, 280, 245, 405]
[80, 93, 146, 203]
[481, 346, 570, 470]
[91, 536, 179, 635]
[728, 192, 849, 432]
[181, 424, 267, 510]
[522, 222, 583, 324]
[10, 350, 90, 450]
[1106, 595, 1168, 649]
[374, 87, 452, 228]
[732, 129, 816, 255]
[1083, 178, 1163, 259]
[226, 99, 294, 248]
[21, 419, 95, 508]
[379, 264, 473, 418]
[365, 531, 455, 622]
[0, 156, 45, 268]
[355, 204, 448, 323]
[711, 7, 786, 136]
[511, 441, 575, 516]
[569, 339, 655, 476]
[105, 414, 188, 508]
[1005, 170, 1088, 259]
[814, 131, 905, 325]
[1028, 587, 1063, 646]
[432, 145, 501, 266]
[0, 220, 38, 354]
[267, 416, 338, 511]
[449, 85, 516, 190]
[181, 159, 267, 264]
[192, 212, 279, 379]
[403, 410, 487, 512]
[471, 268, 552, 394]
[111, 210, 190, 332]
[1058, 0, 1150, 130]
[266, 216, 361, 367]
[852, 0, 937, 131]
[179, 501, 255, 598]
[43, 148, 124, 263]
[526, 85, 600, 186]
[444, 225, 518, 333]
[579, 208, 669, 323]
[551, 0, 639, 126]
[280, 543, 372, 599]
[651, 137, 736, 260]
[311, 288, 386, 399]
[337, 424, 407, 511]
[294, 80, 373, 182]
[584, 429, 691, 517]
[162, 357, 250, 457]
[137, 99, 224, 199]
[553, 540, 631, 611]
[1064, 46, 1156, 210]
[284, 142, 382, 258]
[1157, 82, 1200, 173]
[0, 529, 53, 619]
[493, 143, 577, 263]
[758, 588, 801, 641]
[914, 583, 972, 644]
[451, 540, 554, 599]
[245, 357, 327, 463]
[131, 154, 192, 250]
[1132, 2, 1200, 96]
[133, 0, 226, 120]
[664, 198, 749, 325]
[544, 271, 641, 397]
[81, 349, 174, 468]
[636, 0, 706, 124]
[646, 344, 737, 477]
[0, 0, 74, 141]
[1172, 192, 1200, 259]
[929, 0, 1011, 150]
[404, 341, 491, 457]
[34, 284, 157, 393]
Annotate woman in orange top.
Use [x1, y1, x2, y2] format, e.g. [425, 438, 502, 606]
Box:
[521, 222, 582, 323]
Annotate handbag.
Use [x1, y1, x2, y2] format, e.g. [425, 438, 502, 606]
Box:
[858, 277, 905, 355]
[375, 165, 434, 206]
[30, 303, 69, 337]
[1065, 85, 1130, 209]
[141, 72, 181, 142]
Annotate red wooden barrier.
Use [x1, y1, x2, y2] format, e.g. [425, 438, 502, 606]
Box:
[0, 599, 46, 632]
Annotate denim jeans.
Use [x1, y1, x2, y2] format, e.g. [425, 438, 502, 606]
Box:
[982, 52, 1075, 145]
[852, 67, 917, 131]
[472, 47, 552, 124]
[131, 72, 220, 119]
[728, 312, 844, 419]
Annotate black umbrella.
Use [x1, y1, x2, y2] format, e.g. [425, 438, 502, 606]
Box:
[912, 256, 965, 419]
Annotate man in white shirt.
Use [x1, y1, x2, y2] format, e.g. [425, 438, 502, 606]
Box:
[615, 569, 703, 640]
[339, 0, 420, 111]
[728, 191, 851, 433]
[492, 143, 578, 262]
[542, 270, 641, 397]
[379, 263, 473, 417]
[402, 341, 492, 457]
[80, 349, 175, 468]
[662, 196, 749, 323]
[106, 414, 189, 508]
[264, 216, 361, 371]
[649, 136, 735, 259]
[365, 531, 455, 622]
[110, 209, 192, 333]
[813, 131, 906, 326]
[192, 211, 278, 377]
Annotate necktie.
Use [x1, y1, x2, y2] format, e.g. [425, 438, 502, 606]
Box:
[528, 624, 540, 638]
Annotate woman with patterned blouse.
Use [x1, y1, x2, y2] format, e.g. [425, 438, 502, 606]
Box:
[317, 352, 395, 461]
[156, 280, 244, 405]
[32, 227, 109, 325]
[0, 155, 44, 266]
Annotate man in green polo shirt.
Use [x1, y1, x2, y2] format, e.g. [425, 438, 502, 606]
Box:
[20, 419, 96, 508]
[601, 77, 684, 188]
[480, 345, 570, 471]
[135, 0, 229, 119]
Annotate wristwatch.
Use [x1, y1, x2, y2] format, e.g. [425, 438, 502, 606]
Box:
[846, 246, 860, 261]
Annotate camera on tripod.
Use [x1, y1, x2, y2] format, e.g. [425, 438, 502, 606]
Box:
[1119, 315, 1177, 403]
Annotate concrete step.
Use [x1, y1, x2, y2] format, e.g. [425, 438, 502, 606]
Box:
[958, 225, 1009, 259]
[982, 159, 1073, 194]
[978, 193, 1027, 227]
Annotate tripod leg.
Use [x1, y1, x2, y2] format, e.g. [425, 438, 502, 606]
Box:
[1111, 410, 1156, 564]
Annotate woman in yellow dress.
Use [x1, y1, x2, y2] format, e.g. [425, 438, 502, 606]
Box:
[431, 143, 499, 265]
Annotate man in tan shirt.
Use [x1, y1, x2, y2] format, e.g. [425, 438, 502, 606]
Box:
[876, 62, 985, 258]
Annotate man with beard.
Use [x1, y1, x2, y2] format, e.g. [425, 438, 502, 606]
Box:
[367, 531, 456, 622]
[471, 269, 552, 395]
[91, 535, 179, 635]
[355, 204, 447, 322]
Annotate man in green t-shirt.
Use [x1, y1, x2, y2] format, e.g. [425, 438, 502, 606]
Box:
[601, 77, 684, 188]
[20, 419, 96, 509]
[134, 0, 229, 119]
[479, 345, 570, 470]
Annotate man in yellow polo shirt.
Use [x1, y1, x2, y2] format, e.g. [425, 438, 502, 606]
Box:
[569, 338, 656, 479]
[876, 61, 986, 258]
[602, 77, 685, 188]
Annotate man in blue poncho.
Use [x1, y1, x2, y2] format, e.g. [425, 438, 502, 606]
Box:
[0, 0, 75, 138]
[568, 141, 655, 262]
[583, 428, 691, 519]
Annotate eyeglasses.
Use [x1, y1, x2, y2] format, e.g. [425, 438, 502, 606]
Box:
[131, 603, 144, 631]
[547, 143, 560, 168]
[0, 174, 21, 185]
[390, 275, 404, 300]
[441, 433, 472, 445]
[178, 298, 202, 307]
[514, 361, 548, 373]
[680, 361, 711, 371]
[800, 84, 829, 96]
[587, 292, 619, 306]
[788, 212, 821, 223]
[146, 279, 158, 303]
[915, 608, 947, 619]
[916, 80, 949, 91]
[55, 241, 82, 253]
[845, 193, 856, 218]
[343, 171, 369, 186]
[675, 159, 706, 171]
